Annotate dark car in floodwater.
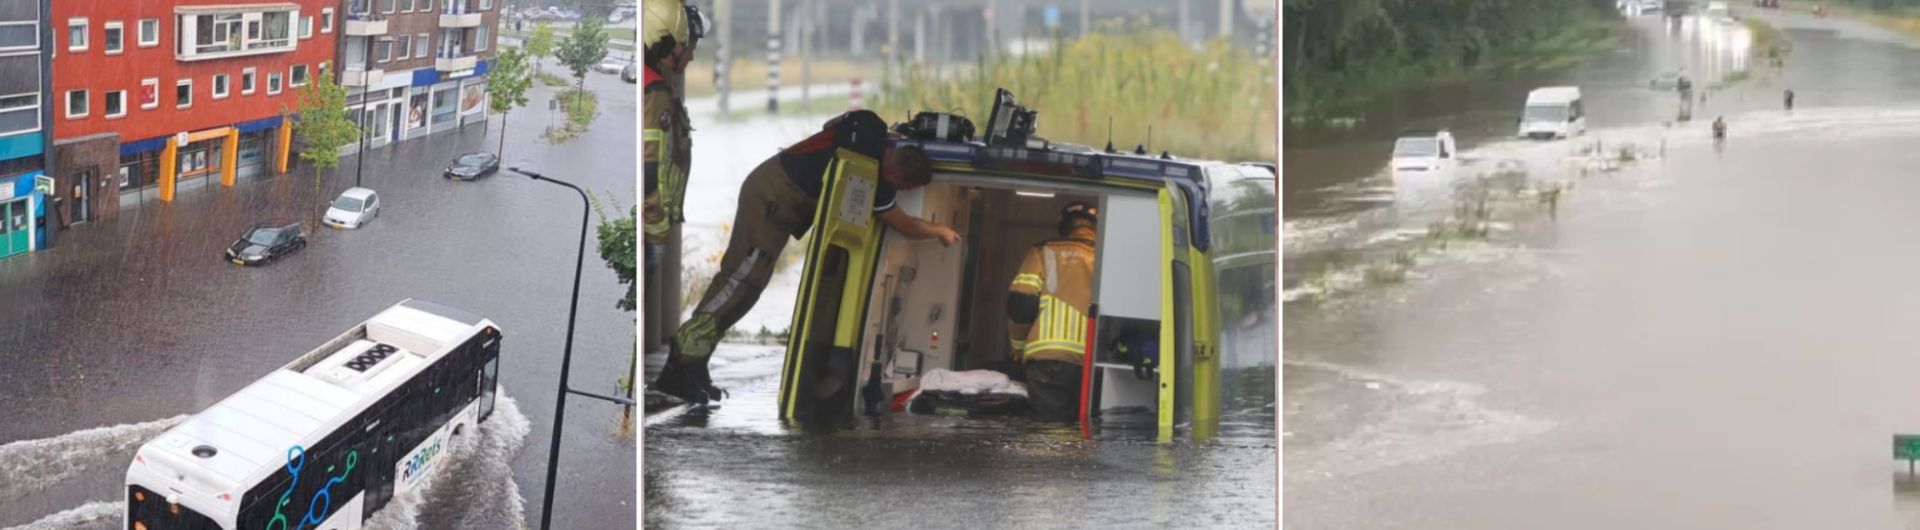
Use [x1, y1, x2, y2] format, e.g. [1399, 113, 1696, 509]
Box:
[226, 221, 306, 266]
[445, 152, 500, 181]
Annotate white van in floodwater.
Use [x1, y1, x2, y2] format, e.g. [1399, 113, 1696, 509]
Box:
[1518, 87, 1586, 140]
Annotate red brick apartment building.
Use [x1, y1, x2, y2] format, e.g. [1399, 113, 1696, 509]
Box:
[51, 0, 338, 223]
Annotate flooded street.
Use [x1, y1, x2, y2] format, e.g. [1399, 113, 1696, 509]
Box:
[0, 70, 639, 529]
[1287, 9, 1920, 529]
[644, 90, 1279, 527]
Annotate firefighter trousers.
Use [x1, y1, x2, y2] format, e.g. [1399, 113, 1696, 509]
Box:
[675, 157, 816, 360]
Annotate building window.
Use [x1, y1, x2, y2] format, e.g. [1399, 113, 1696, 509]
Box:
[400, 0, 414, 13]
[104, 90, 126, 118]
[180, 10, 294, 58]
[381, 0, 396, 14]
[67, 18, 87, 52]
[104, 22, 123, 54]
[138, 19, 159, 47]
[213, 74, 230, 99]
[475, 26, 488, 52]
[140, 78, 158, 109]
[480, 0, 492, 10]
[0, 94, 41, 137]
[176, 79, 192, 109]
[268, 72, 282, 94]
[242, 68, 256, 94]
[65, 90, 87, 119]
[299, 16, 313, 39]
[396, 34, 411, 60]
[320, 8, 333, 33]
[375, 37, 392, 62]
[0, 22, 37, 53]
[291, 64, 309, 87]
[415, 33, 429, 58]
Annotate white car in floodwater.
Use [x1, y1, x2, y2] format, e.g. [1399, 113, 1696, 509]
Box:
[1389, 129, 1459, 178]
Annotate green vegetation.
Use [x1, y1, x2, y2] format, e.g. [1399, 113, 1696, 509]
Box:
[537, 71, 569, 87]
[526, 22, 557, 74]
[555, 19, 611, 85]
[488, 46, 534, 156]
[546, 88, 599, 142]
[589, 190, 640, 418]
[1283, 0, 1622, 120]
[286, 65, 356, 226]
[878, 18, 1276, 162]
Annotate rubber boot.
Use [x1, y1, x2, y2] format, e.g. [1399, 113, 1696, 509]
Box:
[687, 356, 727, 403]
[652, 352, 707, 406]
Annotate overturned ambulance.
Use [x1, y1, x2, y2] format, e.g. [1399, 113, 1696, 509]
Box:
[777, 89, 1276, 439]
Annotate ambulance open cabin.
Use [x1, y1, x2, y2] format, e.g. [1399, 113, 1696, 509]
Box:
[125, 300, 502, 530]
[777, 88, 1269, 437]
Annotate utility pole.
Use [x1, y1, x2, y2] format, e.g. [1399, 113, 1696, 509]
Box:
[354, 24, 372, 188]
[1219, 0, 1233, 39]
[716, 0, 731, 116]
[1178, 0, 1190, 46]
[887, 0, 897, 74]
[767, 0, 781, 114]
[801, 0, 812, 106]
[1081, 0, 1090, 38]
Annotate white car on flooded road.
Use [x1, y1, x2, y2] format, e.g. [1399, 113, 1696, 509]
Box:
[324, 187, 381, 229]
[1388, 129, 1459, 180]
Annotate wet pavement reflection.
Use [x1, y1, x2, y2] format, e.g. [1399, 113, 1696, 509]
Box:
[643, 100, 1278, 527]
[0, 69, 639, 529]
[1287, 8, 1920, 529]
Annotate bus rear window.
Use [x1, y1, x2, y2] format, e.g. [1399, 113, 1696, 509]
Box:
[127, 485, 221, 530]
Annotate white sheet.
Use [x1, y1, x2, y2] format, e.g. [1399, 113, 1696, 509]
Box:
[913, 368, 1029, 399]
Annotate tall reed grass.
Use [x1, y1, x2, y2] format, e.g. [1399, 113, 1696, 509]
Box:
[876, 18, 1276, 162]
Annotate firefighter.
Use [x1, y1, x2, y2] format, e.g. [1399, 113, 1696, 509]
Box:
[1007, 202, 1099, 422]
[642, 0, 706, 271]
[655, 110, 962, 406]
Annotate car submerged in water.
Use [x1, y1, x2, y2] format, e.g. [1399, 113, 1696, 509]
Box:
[771, 88, 1275, 442]
[225, 221, 307, 266]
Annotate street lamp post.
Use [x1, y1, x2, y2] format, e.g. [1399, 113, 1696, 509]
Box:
[509, 167, 637, 530]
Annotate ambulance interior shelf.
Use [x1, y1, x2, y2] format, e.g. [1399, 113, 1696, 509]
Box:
[854, 180, 1107, 415]
[1088, 316, 1163, 414]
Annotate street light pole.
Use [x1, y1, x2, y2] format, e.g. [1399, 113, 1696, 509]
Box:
[354, 6, 373, 189]
[509, 167, 637, 530]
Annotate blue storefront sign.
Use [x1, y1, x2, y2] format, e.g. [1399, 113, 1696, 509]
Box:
[412, 58, 494, 87]
[0, 170, 46, 259]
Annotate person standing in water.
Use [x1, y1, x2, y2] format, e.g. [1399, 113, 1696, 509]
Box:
[1785, 89, 1796, 111]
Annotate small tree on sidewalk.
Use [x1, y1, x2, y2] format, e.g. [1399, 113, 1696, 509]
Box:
[589, 190, 639, 417]
[488, 46, 533, 156]
[554, 19, 609, 116]
[288, 63, 357, 227]
[527, 22, 557, 76]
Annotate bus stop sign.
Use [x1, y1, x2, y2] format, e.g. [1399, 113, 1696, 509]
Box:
[1897, 435, 1920, 460]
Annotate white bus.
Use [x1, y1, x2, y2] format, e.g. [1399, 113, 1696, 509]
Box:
[124, 299, 502, 530]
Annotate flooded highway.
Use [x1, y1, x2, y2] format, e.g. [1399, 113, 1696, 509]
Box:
[1287, 8, 1920, 529]
[0, 70, 639, 528]
[643, 91, 1279, 527]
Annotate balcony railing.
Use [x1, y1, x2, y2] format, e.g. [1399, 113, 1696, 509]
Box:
[439, 4, 482, 28]
[341, 66, 385, 86]
[344, 11, 387, 35]
[435, 52, 476, 72]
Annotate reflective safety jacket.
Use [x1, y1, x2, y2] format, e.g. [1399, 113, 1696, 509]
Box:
[642, 65, 693, 244]
[1007, 227, 1097, 365]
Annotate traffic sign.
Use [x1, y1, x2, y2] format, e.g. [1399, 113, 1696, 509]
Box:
[1044, 5, 1060, 29]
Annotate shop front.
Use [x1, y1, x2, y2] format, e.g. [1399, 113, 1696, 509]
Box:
[345, 73, 414, 155]
[0, 171, 46, 260]
[411, 59, 491, 137]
